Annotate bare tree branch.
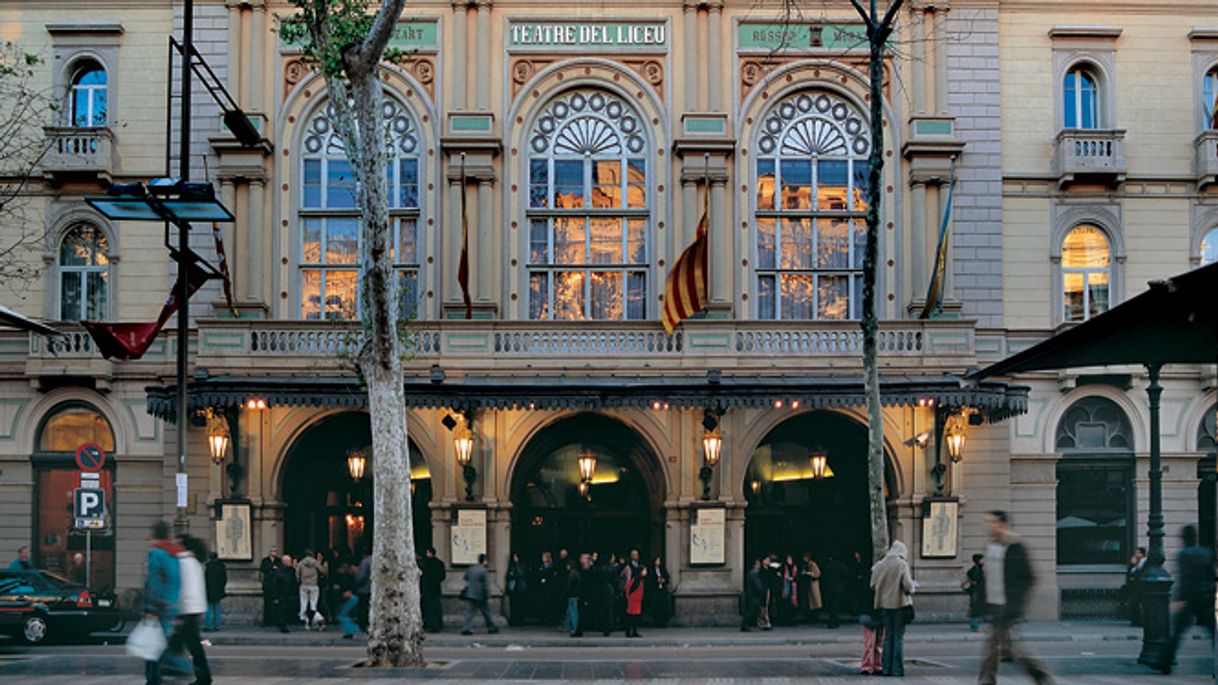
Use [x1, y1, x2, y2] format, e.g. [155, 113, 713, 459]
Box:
[353, 0, 409, 74]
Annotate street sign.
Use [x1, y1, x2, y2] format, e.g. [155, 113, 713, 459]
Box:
[73, 488, 106, 529]
[75, 442, 106, 473]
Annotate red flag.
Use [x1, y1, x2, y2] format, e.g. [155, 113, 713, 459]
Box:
[660, 196, 710, 334]
[82, 258, 211, 360]
[457, 156, 472, 319]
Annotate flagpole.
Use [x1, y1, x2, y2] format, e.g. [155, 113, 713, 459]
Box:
[174, 0, 194, 533]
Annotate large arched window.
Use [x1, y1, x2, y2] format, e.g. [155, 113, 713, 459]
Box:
[753, 91, 871, 320]
[34, 402, 117, 590]
[58, 225, 109, 321]
[1200, 227, 1218, 266]
[1055, 396, 1134, 566]
[1064, 65, 1100, 129]
[1061, 225, 1110, 322]
[526, 89, 650, 320]
[1204, 66, 1217, 130]
[69, 60, 107, 127]
[299, 97, 420, 320]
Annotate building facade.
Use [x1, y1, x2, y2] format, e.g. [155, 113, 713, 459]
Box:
[0, 0, 1214, 623]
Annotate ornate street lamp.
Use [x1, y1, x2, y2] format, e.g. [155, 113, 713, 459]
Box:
[452, 415, 476, 501]
[206, 410, 230, 465]
[702, 427, 723, 467]
[809, 448, 834, 479]
[346, 448, 367, 482]
[578, 448, 597, 483]
[944, 413, 967, 463]
[750, 479, 762, 496]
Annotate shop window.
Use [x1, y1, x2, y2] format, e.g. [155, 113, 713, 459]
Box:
[69, 60, 107, 127]
[1055, 396, 1134, 566]
[1200, 227, 1218, 266]
[57, 224, 109, 321]
[1061, 225, 1110, 323]
[1064, 66, 1100, 129]
[299, 97, 420, 321]
[33, 403, 116, 591]
[753, 91, 871, 320]
[525, 89, 650, 320]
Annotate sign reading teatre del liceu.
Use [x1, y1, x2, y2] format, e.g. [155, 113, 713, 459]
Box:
[509, 21, 668, 49]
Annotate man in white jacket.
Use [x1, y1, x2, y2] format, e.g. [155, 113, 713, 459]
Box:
[168, 535, 212, 685]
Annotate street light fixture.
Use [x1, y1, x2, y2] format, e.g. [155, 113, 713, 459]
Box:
[809, 449, 834, 480]
[944, 413, 967, 463]
[347, 448, 367, 482]
[206, 410, 230, 465]
[578, 448, 597, 483]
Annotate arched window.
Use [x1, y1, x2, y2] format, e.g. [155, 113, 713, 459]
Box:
[1064, 66, 1100, 129]
[526, 89, 650, 320]
[299, 97, 420, 320]
[1204, 66, 1217, 130]
[69, 60, 107, 127]
[58, 225, 109, 321]
[1055, 396, 1134, 566]
[33, 402, 116, 589]
[1061, 225, 1110, 322]
[1198, 406, 1216, 555]
[753, 91, 871, 320]
[1200, 227, 1218, 266]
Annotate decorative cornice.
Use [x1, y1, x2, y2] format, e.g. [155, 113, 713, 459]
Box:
[1048, 25, 1123, 40]
[1188, 28, 1218, 42]
[45, 21, 124, 36]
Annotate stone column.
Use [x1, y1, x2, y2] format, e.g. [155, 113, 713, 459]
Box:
[450, 2, 467, 110]
[683, 2, 698, 112]
[218, 179, 242, 300]
[681, 180, 698, 254]
[706, 2, 723, 111]
[249, 2, 266, 113]
[474, 0, 492, 110]
[248, 179, 267, 308]
[933, 8, 949, 115]
[709, 178, 730, 308]
[476, 179, 493, 305]
[444, 177, 463, 305]
[909, 180, 927, 303]
[225, 2, 243, 105]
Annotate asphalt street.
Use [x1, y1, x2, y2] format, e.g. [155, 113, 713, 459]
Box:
[0, 633, 1211, 684]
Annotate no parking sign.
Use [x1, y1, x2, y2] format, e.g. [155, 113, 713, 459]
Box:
[75, 442, 106, 473]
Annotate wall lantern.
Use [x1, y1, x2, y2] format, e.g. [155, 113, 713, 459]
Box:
[347, 447, 367, 482]
[944, 413, 967, 463]
[206, 409, 230, 465]
[809, 448, 835, 479]
[578, 448, 598, 483]
[453, 417, 474, 467]
[750, 479, 762, 496]
[702, 427, 723, 467]
[699, 409, 725, 500]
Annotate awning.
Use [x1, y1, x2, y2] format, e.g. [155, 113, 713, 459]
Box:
[146, 373, 1028, 423]
[0, 305, 65, 338]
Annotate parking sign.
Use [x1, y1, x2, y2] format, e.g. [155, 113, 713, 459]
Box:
[74, 488, 106, 529]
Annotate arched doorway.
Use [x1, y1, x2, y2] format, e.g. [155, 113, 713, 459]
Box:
[742, 411, 894, 569]
[281, 412, 432, 558]
[510, 413, 665, 564]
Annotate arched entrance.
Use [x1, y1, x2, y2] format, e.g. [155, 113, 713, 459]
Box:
[510, 413, 665, 564]
[281, 412, 432, 558]
[743, 411, 895, 568]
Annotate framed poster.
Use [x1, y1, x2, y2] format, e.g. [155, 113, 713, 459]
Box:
[450, 508, 487, 565]
[921, 499, 958, 558]
[214, 500, 253, 561]
[690, 507, 726, 565]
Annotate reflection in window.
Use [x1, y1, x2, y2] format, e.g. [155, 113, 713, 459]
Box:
[69, 60, 107, 127]
[1064, 66, 1099, 129]
[58, 225, 109, 321]
[299, 98, 420, 320]
[1055, 397, 1134, 566]
[1200, 227, 1218, 266]
[1204, 68, 1217, 130]
[1061, 225, 1110, 322]
[754, 92, 870, 320]
[527, 89, 649, 320]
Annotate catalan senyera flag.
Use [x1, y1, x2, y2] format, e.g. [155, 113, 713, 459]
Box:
[82, 257, 211, 361]
[661, 198, 709, 334]
[456, 157, 472, 319]
[918, 160, 957, 320]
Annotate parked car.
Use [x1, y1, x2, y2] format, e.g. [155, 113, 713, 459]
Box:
[0, 569, 122, 644]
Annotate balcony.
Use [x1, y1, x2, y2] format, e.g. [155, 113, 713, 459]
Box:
[1195, 130, 1218, 189]
[41, 126, 118, 183]
[1053, 128, 1126, 187]
[196, 318, 977, 377]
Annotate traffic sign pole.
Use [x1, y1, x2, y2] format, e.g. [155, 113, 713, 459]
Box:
[85, 529, 91, 590]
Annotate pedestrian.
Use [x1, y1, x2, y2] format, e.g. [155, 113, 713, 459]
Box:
[780, 554, 800, 624]
[1123, 547, 1147, 626]
[1153, 525, 1216, 674]
[8, 545, 32, 570]
[849, 550, 869, 615]
[272, 554, 297, 633]
[802, 553, 824, 622]
[740, 555, 766, 632]
[623, 564, 646, 638]
[978, 510, 1054, 685]
[859, 600, 884, 675]
[141, 521, 181, 685]
[644, 555, 672, 627]
[204, 551, 227, 631]
[506, 551, 529, 626]
[871, 540, 915, 677]
[333, 562, 360, 639]
[963, 553, 985, 632]
[314, 550, 330, 623]
[258, 546, 280, 627]
[459, 553, 499, 635]
[167, 535, 212, 685]
[354, 547, 372, 630]
[563, 557, 582, 635]
[532, 550, 557, 624]
[296, 547, 322, 629]
[419, 547, 446, 632]
[760, 554, 780, 630]
[821, 553, 849, 629]
[597, 552, 619, 635]
[573, 553, 597, 637]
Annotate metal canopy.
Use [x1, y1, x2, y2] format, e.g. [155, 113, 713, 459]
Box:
[0, 305, 64, 338]
[145, 373, 1029, 423]
[969, 262, 1217, 380]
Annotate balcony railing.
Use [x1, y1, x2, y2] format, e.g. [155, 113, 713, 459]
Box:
[41, 126, 118, 180]
[1053, 128, 1126, 187]
[1195, 130, 1218, 188]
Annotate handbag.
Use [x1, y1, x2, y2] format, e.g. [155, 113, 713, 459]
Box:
[125, 618, 167, 661]
[902, 604, 915, 623]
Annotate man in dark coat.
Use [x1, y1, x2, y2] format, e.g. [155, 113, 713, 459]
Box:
[459, 554, 498, 635]
[820, 553, 850, 629]
[573, 553, 597, 637]
[1154, 525, 1216, 674]
[271, 554, 298, 633]
[979, 511, 1054, 685]
[204, 552, 227, 631]
[419, 547, 446, 632]
[531, 551, 558, 624]
[740, 555, 766, 631]
[258, 546, 279, 626]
